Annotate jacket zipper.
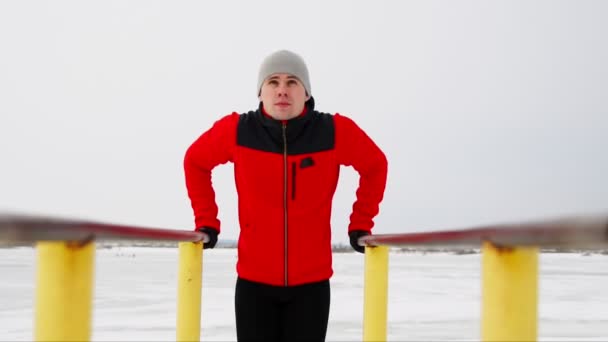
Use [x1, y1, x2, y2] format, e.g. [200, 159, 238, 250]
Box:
[292, 162, 296, 200]
[282, 122, 288, 286]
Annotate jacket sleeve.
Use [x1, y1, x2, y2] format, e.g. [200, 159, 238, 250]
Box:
[335, 114, 388, 233]
[183, 113, 239, 232]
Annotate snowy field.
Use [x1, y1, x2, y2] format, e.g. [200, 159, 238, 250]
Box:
[1, 247, 607, 341]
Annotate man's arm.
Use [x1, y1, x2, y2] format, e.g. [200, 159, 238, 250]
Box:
[183, 113, 239, 233]
[335, 114, 388, 234]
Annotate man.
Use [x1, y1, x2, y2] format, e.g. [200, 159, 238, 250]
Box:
[184, 49, 388, 341]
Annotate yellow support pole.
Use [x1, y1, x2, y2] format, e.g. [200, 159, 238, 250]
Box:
[35, 241, 96, 341]
[481, 241, 538, 342]
[176, 242, 203, 341]
[363, 245, 389, 342]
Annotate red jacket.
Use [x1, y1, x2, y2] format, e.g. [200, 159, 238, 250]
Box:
[184, 100, 387, 286]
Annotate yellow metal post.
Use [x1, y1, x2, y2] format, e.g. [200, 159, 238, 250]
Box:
[363, 245, 389, 342]
[35, 241, 96, 341]
[176, 242, 203, 341]
[481, 241, 538, 342]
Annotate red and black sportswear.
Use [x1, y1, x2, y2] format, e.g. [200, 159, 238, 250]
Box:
[184, 99, 387, 286]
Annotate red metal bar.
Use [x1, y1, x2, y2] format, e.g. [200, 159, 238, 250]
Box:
[360, 215, 608, 249]
[0, 212, 207, 243]
[3, 212, 607, 248]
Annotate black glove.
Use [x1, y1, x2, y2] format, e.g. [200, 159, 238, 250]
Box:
[197, 227, 219, 249]
[349, 230, 371, 254]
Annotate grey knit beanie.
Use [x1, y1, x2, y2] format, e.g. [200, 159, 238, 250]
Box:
[257, 50, 311, 96]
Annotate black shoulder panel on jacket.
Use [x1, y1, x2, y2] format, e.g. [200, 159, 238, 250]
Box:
[237, 110, 335, 155]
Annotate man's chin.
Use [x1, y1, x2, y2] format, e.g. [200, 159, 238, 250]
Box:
[271, 111, 295, 120]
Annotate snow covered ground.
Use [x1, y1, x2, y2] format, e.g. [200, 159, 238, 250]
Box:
[1, 247, 607, 341]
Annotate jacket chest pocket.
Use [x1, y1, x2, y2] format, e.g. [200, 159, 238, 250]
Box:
[290, 152, 337, 203]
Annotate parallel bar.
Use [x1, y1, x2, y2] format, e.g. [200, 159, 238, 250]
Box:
[481, 242, 538, 342]
[360, 215, 608, 248]
[4, 212, 606, 248]
[176, 242, 203, 342]
[35, 241, 95, 341]
[363, 246, 389, 342]
[0, 212, 206, 243]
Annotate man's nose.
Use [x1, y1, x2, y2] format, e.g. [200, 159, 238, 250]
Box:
[276, 83, 288, 96]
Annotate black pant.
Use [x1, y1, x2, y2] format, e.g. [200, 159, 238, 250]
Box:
[235, 277, 330, 342]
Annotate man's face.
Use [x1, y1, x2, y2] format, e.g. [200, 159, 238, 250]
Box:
[259, 73, 310, 120]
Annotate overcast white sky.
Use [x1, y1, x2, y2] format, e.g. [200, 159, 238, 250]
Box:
[1, 1, 607, 244]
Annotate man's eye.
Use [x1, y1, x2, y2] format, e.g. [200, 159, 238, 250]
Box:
[288, 80, 297, 85]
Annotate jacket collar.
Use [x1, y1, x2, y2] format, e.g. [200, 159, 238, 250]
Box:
[255, 97, 316, 144]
